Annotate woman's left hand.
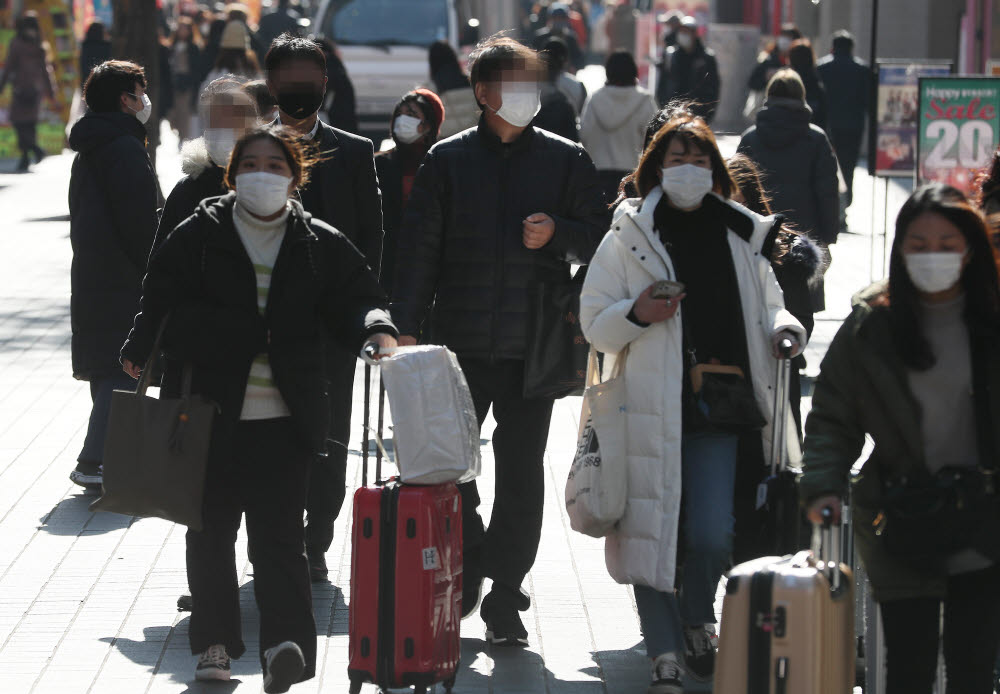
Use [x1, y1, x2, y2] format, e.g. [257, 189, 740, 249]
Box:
[363, 333, 398, 361]
[771, 330, 802, 359]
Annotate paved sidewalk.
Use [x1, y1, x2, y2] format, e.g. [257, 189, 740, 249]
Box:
[0, 132, 909, 694]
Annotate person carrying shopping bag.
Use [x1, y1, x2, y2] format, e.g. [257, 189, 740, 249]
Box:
[120, 126, 397, 692]
[801, 184, 1000, 694]
[579, 110, 806, 694]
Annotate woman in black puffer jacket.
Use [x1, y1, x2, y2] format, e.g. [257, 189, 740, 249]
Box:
[738, 68, 838, 312]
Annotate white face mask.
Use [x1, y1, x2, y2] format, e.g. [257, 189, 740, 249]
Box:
[128, 92, 152, 124]
[677, 32, 694, 51]
[904, 252, 966, 294]
[777, 36, 792, 53]
[660, 164, 714, 209]
[492, 83, 541, 128]
[204, 128, 237, 167]
[393, 114, 424, 144]
[235, 171, 292, 217]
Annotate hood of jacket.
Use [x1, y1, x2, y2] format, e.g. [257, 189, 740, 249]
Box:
[755, 98, 813, 149]
[69, 111, 146, 155]
[181, 137, 217, 177]
[587, 85, 655, 131]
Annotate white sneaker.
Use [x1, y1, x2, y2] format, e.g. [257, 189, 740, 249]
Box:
[263, 641, 305, 694]
[647, 651, 684, 694]
[194, 644, 230, 681]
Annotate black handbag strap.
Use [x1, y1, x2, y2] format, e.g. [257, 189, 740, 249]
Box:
[136, 316, 194, 398]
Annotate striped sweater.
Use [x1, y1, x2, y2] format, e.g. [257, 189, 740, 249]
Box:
[232, 200, 292, 420]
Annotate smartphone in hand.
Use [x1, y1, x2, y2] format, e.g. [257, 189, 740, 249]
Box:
[651, 280, 685, 300]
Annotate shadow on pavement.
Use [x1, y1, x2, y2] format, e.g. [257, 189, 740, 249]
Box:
[38, 492, 134, 535]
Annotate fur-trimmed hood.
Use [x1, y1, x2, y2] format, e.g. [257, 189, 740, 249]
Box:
[180, 137, 217, 178]
[775, 231, 826, 286]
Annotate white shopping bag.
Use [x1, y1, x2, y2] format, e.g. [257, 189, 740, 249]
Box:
[565, 347, 628, 538]
[378, 345, 481, 485]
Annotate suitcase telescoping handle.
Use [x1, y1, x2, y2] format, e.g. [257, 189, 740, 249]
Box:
[361, 346, 387, 487]
[768, 338, 795, 476]
[812, 507, 842, 591]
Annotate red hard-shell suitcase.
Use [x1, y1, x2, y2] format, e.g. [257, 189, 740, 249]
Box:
[347, 364, 463, 694]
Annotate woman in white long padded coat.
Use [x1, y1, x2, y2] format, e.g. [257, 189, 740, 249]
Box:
[579, 113, 807, 694]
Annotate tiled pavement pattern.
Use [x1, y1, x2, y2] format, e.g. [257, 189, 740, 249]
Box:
[0, 130, 912, 693]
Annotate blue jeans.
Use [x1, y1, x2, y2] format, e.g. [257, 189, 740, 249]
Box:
[634, 432, 739, 658]
[78, 373, 137, 464]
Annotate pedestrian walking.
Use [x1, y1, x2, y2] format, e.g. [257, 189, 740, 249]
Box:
[536, 37, 581, 142]
[376, 89, 444, 298]
[257, 0, 300, 50]
[166, 17, 204, 143]
[580, 50, 659, 204]
[203, 21, 261, 85]
[745, 23, 802, 119]
[817, 30, 870, 209]
[655, 16, 720, 123]
[391, 34, 607, 647]
[579, 112, 806, 694]
[0, 12, 56, 172]
[533, 3, 584, 71]
[79, 21, 111, 88]
[788, 39, 828, 130]
[429, 40, 478, 139]
[317, 39, 358, 135]
[737, 68, 838, 311]
[120, 126, 397, 692]
[542, 36, 586, 115]
[155, 77, 260, 256]
[264, 33, 384, 583]
[801, 184, 1000, 694]
[66, 60, 158, 489]
[606, 0, 638, 55]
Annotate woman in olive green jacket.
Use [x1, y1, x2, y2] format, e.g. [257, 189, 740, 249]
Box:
[800, 184, 1000, 694]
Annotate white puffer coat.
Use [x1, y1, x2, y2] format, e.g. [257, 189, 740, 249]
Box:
[579, 188, 807, 593]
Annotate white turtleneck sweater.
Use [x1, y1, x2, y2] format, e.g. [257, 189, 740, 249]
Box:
[233, 200, 292, 420]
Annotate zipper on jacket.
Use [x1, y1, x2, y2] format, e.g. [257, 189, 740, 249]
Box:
[376, 482, 400, 687]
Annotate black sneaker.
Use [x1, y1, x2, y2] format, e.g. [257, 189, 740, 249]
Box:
[307, 549, 328, 583]
[481, 592, 528, 648]
[648, 652, 684, 694]
[683, 623, 717, 683]
[195, 644, 231, 682]
[263, 641, 305, 694]
[177, 593, 192, 612]
[69, 461, 102, 489]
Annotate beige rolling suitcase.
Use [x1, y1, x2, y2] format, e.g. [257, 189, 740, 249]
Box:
[715, 515, 854, 694]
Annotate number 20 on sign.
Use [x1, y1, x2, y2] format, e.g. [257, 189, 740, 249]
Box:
[918, 76, 1000, 195]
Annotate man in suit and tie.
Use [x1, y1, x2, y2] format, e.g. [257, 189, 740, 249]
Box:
[265, 33, 384, 582]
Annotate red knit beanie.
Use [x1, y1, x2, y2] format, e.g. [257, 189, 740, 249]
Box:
[414, 88, 446, 137]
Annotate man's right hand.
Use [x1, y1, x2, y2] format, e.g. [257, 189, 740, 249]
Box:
[123, 359, 142, 379]
[398, 335, 418, 347]
[632, 283, 684, 324]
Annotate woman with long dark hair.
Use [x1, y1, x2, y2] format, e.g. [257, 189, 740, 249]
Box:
[802, 184, 1000, 694]
[121, 127, 397, 690]
[581, 113, 806, 693]
[0, 12, 56, 172]
[788, 38, 828, 130]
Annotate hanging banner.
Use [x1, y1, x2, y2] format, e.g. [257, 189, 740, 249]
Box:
[874, 61, 953, 177]
[917, 76, 1000, 195]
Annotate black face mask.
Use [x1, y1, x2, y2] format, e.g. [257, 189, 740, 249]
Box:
[276, 87, 324, 119]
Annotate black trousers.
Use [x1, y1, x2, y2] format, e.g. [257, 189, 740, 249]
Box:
[187, 418, 316, 680]
[304, 356, 355, 554]
[13, 121, 38, 156]
[880, 564, 1000, 694]
[829, 128, 863, 206]
[457, 358, 555, 601]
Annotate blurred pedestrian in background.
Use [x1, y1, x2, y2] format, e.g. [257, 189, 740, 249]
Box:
[243, 79, 278, 122]
[738, 69, 838, 311]
[745, 23, 802, 119]
[376, 89, 444, 298]
[429, 40, 478, 139]
[257, 0, 301, 50]
[534, 3, 584, 71]
[606, 0, 638, 54]
[316, 38, 358, 135]
[817, 30, 870, 210]
[204, 21, 261, 84]
[79, 21, 111, 89]
[546, 36, 587, 115]
[656, 16, 719, 123]
[536, 37, 580, 142]
[66, 60, 158, 490]
[658, 9, 683, 50]
[0, 12, 57, 172]
[581, 50, 658, 204]
[802, 184, 1000, 694]
[788, 38, 827, 131]
[166, 17, 204, 144]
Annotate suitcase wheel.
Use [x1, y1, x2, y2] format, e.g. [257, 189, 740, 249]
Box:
[443, 674, 457, 692]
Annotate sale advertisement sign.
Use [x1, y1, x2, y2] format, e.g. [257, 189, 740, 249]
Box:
[917, 77, 1000, 195]
[875, 61, 952, 177]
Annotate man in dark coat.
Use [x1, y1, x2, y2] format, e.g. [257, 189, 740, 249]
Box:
[265, 34, 384, 583]
[533, 4, 584, 72]
[817, 30, 870, 208]
[67, 60, 158, 488]
[392, 35, 608, 647]
[655, 16, 720, 122]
